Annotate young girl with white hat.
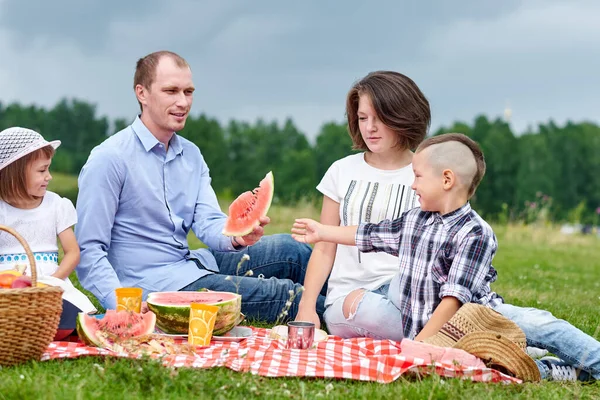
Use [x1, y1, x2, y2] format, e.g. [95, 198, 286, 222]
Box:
[0, 126, 96, 339]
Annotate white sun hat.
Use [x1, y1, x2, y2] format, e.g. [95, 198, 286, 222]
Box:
[0, 127, 61, 171]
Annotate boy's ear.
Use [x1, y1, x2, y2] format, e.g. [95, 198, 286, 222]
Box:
[442, 169, 455, 190]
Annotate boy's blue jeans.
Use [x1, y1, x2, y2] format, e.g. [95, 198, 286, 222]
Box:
[181, 234, 326, 323]
[494, 303, 600, 380]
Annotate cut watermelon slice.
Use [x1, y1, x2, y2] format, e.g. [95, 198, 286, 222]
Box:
[76, 310, 156, 347]
[223, 171, 274, 237]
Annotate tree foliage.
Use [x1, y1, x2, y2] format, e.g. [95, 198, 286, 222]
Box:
[1, 98, 599, 223]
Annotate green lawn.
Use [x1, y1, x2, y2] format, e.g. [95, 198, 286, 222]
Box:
[2, 184, 600, 398]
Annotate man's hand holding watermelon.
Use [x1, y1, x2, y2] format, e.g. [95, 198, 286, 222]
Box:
[231, 216, 271, 248]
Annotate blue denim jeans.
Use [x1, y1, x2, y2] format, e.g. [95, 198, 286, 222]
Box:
[323, 284, 405, 341]
[181, 234, 326, 323]
[494, 303, 600, 380]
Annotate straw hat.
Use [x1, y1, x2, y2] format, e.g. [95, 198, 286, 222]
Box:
[422, 303, 540, 382]
[454, 332, 541, 382]
[0, 127, 60, 171]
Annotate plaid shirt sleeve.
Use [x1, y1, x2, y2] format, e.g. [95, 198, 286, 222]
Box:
[438, 230, 497, 304]
[356, 217, 405, 257]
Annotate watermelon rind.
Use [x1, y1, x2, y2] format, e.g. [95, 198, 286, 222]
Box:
[259, 171, 274, 218]
[222, 171, 274, 237]
[76, 313, 103, 347]
[147, 291, 242, 335]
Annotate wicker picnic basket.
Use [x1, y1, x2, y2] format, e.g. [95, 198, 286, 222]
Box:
[0, 225, 64, 366]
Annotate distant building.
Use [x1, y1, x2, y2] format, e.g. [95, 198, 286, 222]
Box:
[504, 101, 512, 123]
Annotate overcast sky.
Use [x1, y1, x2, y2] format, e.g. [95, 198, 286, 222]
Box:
[0, 0, 598, 140]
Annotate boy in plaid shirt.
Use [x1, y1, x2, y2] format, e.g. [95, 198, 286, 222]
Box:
[292, 133, 600, 381]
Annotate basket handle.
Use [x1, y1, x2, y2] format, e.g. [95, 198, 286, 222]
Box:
[0, 224, 37, 286]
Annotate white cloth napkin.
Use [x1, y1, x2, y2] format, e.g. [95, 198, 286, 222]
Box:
[37, 275, 97, 314]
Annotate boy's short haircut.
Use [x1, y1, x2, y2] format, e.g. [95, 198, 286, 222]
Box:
[346, 71, 431, 151]
[416, 133, 486, 198]
[0, 146, 55, 203]
[133, 50, 190, 110]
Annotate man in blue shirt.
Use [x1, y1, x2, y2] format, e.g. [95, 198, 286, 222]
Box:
[76, 50, 325, 322]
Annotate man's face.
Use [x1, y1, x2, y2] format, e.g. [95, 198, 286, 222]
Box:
[137, 56, 195, 137]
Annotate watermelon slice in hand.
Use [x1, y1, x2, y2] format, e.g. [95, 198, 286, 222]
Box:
[223, 171, 274, 237]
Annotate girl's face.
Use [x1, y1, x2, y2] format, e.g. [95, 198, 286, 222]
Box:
[357, 94, 399, 153]
[27, 156, 53, 198]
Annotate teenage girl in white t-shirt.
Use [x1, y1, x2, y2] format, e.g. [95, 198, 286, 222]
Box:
[294, 71, 431, 340]
[0, 127, 96, 340]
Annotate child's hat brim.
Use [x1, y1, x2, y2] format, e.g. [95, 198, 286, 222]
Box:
[453, 331, 541, 382]
[0, 127, 60, 171]
[422, 303, 539, 382]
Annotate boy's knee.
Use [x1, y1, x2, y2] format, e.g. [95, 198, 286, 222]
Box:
[343, 289, 366, 319]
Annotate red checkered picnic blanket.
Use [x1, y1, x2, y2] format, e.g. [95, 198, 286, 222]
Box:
[42, 327, 520, 384]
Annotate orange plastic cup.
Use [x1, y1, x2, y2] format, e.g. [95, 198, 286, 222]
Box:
[188, 303, 220, 346]
[115, 287, 143, 313]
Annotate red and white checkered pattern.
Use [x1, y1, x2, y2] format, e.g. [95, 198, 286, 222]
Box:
[42, 327, 521, 384]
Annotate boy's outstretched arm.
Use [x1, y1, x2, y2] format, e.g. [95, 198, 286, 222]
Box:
[414, 297, 462, 341]
[292, 218, 358, 246]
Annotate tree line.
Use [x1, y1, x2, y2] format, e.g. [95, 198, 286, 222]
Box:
[1, 99, 599, 225]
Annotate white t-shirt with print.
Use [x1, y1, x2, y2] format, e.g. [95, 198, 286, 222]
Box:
[317, 153, 418, 306]
[0, 191, 77, 277]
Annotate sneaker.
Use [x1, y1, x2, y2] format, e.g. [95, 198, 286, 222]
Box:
[550, 364, 579, 382]
[540, 355, 561, 364]
[526, 346, 549, 359]
[540, 356, 593, 382]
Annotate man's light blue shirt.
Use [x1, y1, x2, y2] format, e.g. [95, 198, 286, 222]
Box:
[76, 117, 238, 309]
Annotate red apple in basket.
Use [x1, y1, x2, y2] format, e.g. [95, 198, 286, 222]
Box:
[11, 275, 32, 288]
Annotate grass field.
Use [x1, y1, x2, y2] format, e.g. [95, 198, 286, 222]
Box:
[2, 176, 600, 398]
